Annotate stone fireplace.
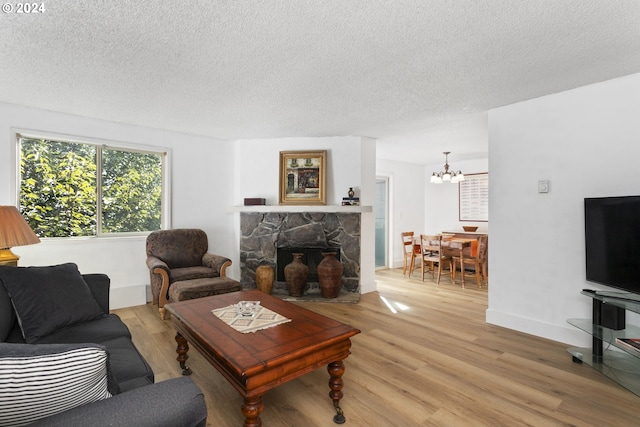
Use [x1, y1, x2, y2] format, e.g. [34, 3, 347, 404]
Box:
[240, 211, 361, 299]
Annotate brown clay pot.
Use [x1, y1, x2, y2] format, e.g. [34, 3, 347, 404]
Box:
[284, 253, 308, 297]
[255, 264, 274, 294]
[317, 251, 343, 298]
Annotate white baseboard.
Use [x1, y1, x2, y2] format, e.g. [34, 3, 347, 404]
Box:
[109, 285, 148, 310]
[485, 308, 590, 347]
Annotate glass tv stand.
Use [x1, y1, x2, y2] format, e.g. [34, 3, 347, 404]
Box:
[567, 290, 640, 397]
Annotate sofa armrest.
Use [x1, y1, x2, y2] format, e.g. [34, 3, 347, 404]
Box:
[31, 377, 207, 427]
[202, 253, 232, 277]
[83, 273, 111, 314]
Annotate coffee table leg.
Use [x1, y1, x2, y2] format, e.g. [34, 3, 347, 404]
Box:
[241, 395, 264, 427]
[328, 360, 346, 424]
[174, 332, 192, 375]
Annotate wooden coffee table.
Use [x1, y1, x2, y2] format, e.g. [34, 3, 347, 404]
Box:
[165, 290, 360, 426]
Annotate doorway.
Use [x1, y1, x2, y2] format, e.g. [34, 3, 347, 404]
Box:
[375, 177, 389, 268]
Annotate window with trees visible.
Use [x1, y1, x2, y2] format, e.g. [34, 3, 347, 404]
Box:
[18, 134, 167, 238]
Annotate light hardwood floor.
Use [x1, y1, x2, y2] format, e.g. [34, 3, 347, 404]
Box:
[114, 269, 640, 426]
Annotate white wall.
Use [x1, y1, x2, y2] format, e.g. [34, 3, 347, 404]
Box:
[487, 72, 640, 346]
[376, 158, 425, 268]
[0, 102, 235, 309]
[424, 158, 489, 234]
[358, 137, 377, 293]
[233, 136, 371, 206]
[233, 136, 377, 293]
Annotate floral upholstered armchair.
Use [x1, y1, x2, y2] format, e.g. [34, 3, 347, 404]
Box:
[146, 229, 241, 319]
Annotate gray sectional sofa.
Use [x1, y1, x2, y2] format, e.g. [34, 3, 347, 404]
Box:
[0, 263, 207, 426]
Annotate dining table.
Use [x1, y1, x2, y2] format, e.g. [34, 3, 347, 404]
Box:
[412, 235, 476, 287]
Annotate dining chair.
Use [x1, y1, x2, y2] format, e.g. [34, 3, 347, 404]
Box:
[418, 234, 453, 284]
[478, 235, 488, 285]
[401, 231, 417, 276]
[452, 235, 487, 288]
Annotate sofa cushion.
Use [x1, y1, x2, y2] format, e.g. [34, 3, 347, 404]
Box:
[0, 283, 15, 342]
[0, 263, 105, 343]
[33, 314, 132, 345]
[100, 335, 155, 392]
[0, 342, 117, 426]
[29, 377, 207, 427]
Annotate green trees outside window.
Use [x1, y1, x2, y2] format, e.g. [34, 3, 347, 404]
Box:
[101, 148, 163, 233]
[19, 136, 165, 238]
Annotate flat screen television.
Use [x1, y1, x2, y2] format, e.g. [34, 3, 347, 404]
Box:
[585, 195, 640, 297]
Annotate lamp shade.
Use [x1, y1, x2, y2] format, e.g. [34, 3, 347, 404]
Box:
[0, 206, 40, 249]
[0, 206, 40, 265]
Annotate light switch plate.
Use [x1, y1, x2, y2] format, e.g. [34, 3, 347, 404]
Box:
[538, 180, 550, 193]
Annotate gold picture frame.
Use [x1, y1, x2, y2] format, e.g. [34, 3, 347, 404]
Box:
[279, 150, 327, 205]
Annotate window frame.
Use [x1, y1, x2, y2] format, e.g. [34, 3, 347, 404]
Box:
[14, 129, 172, 239]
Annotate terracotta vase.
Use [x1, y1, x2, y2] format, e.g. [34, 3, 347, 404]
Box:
[284, 253, 308, 297]
[255, 264, 274, 294]
[317, 252, 343, 298]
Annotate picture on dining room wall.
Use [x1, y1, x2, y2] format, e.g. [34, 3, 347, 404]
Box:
[279, 150, 327, 205]
[459, 172, 489, 221]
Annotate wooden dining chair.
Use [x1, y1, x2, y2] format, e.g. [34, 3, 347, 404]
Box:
[452, 235, 487, 288]
[478, 235, 488, 286]
[401, 232, 416, 276]
[418, 234, 453, 284]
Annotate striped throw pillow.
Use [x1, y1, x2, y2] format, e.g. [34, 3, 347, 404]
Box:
[0, 344, 113, 426]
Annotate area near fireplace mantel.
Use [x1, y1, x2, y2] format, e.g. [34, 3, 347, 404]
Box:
[229, 205, 372, 213]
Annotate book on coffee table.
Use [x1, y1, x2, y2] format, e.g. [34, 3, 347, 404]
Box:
[615, 338, 640, 353]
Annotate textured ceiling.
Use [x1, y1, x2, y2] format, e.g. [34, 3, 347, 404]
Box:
[1, 1, 640, 165]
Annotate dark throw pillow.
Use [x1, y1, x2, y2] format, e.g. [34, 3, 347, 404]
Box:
[0, 342, 117, 426]
[0, 283, 15, 342]
[0, 263, 105, 343]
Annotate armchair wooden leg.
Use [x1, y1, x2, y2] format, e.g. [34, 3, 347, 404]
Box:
[153, 267, 171, 320]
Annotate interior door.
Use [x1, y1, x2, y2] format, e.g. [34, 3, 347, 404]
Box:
[375, 177, 389, 268]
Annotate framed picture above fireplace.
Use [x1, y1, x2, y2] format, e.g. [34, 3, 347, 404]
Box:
[279, 150, 327, 205]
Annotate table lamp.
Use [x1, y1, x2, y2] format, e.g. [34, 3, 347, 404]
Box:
[0, 205, 41, 266]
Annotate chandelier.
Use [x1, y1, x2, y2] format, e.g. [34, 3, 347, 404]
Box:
[430, 151, 464, 184]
